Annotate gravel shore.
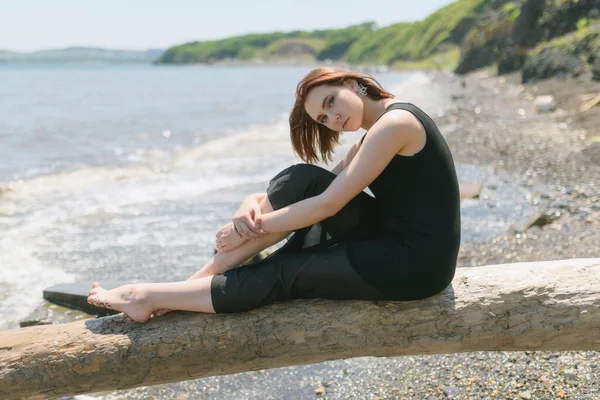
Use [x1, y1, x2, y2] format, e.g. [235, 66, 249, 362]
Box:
[88, 70, 599, 400]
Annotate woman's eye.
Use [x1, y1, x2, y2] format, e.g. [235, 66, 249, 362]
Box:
[321, 115, 328, 123]
[329, 96, 334, 107]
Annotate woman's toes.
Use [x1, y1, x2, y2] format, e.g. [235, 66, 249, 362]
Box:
[89, 285, 104, 296]
[92, 282, 100, 288]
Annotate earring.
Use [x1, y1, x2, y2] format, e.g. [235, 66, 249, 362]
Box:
[357, 83, 368, 97]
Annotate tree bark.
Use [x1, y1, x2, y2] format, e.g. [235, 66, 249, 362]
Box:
[1, 258, 599, 400]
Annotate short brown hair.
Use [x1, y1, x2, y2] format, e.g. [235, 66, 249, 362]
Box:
[289, 67, 394, 164]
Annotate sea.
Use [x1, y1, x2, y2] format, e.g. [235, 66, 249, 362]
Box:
[0, 63, 540, 399]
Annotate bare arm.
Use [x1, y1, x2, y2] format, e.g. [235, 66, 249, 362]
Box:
[258, 110, 424, 233]
[247, 193, 266, 202]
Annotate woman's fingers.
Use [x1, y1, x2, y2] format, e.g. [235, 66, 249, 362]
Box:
[251, 206, 265, 235]
[232, 221, 243, 236]
[237, 220, 260, 238]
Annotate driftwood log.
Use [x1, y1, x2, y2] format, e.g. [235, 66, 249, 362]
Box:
[1, 257, 599, 400]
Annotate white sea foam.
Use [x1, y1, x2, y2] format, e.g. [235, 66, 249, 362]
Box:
[0, 235, 74, 330]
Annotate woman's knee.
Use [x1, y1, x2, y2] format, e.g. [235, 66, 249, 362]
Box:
[267, 163, 335, 210]
[211, 262, 285, 313]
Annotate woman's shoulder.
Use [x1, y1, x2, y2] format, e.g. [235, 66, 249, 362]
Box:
[360, 102, 426, 147]
[373, 103, 427, 156]
[376, 103, 425, 133]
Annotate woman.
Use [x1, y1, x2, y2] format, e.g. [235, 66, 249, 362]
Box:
[87, 67, 461, 322]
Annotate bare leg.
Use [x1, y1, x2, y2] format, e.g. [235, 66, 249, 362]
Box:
[88, 279, 216, 322]
[89, 196, 293, 321]
[188, 195, 288, 279]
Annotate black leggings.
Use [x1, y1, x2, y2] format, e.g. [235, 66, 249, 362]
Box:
[210, 163, 386, 313]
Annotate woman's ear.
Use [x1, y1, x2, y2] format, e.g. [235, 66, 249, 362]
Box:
[346, 79, 359, 91]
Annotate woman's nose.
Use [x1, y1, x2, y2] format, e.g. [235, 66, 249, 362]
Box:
[328, 111, 340, 123]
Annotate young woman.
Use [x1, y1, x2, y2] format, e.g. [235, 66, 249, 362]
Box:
[87, 67, 461, 322]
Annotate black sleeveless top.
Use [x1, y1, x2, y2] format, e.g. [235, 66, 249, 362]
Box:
[348, 102, 461, 296]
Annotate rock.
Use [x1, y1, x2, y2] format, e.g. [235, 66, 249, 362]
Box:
[522, 47, 586, 83]
[540, 379, 552, 389]
[315, 386, 325, 395]
[43, 281, 123, 316]
[581, 142, 600, 165]
[563, 369, 579, 383]
[19, 300, 90, 327]
[511, 0, 545, 47]
[521, 211, 562, 231]
[440, 385, 460, 398]
[518, 391, 532, 399]
[455, 46, 495, 75]
[19, 319, 53, 328]
[585, 373, 595, 382]
[534, 95, 556, 113]
[497, 50, 527, 75]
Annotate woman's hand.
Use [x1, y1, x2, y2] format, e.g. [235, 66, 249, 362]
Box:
[232, 195, 266, 239]
[216, 222, 248, 253]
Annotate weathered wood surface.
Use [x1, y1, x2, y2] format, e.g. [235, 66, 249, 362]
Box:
[1, 258, 599, 400]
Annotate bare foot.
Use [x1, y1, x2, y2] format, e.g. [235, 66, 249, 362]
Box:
[87, 282, 154, 323]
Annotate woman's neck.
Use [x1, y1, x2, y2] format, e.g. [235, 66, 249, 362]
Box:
[361, 97, 397, 131]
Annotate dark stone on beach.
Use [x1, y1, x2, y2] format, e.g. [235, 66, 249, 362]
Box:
[43, 281, 124, 316]
[41, 250, 272, 316]
[581, 142, 600, 165]
[20, 318, 53, 328]
[563, 369, 579, 384]
[522, 47, 586, 83]
[517, 211, 562, 232]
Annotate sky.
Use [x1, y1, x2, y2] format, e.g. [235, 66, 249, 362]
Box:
[0, 0, 457, 52]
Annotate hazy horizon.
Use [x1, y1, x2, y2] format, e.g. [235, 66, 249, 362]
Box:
[1, 46, 165, 53]
[1, 0, 457, 52]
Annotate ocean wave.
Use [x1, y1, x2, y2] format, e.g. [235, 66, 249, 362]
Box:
[0, 236, 74, 330]
[0, 115, 297, 201]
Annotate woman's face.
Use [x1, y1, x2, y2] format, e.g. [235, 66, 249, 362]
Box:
[304, 83, 364, 132]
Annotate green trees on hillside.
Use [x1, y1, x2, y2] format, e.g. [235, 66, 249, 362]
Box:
[155, 0, 487, 66]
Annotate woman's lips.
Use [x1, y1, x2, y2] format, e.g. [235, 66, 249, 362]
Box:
[342, 117, 349, 129]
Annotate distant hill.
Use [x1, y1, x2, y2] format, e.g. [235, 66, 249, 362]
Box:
[154, 0, 600, 82]
[0, 47, 164, 63]
[155, 0, 488, 68]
